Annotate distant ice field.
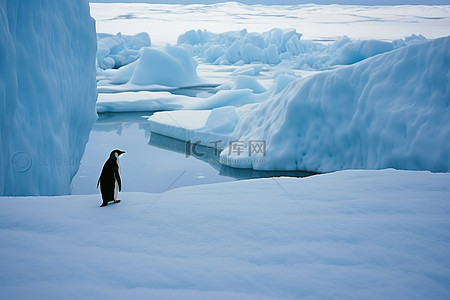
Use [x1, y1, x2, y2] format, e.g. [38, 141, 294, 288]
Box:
[90, 2, 450, 45]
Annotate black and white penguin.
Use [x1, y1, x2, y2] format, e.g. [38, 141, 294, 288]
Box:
[97, 149, 125, 207]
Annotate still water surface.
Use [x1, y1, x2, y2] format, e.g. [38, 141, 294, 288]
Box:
[71, 112, 314, 195]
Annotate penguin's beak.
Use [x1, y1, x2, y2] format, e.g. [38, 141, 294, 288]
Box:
[119, 150, 126, 155]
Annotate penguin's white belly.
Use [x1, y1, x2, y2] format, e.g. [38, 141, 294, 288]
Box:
[114, 180, 119, 200]
[114, 157, 121, 200]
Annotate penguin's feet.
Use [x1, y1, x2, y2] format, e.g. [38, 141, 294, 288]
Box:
[99, 200, 120, 207]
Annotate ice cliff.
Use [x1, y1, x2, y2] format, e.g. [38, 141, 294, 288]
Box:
[224, 36, 450, 172]
[0, 0, 97, 195]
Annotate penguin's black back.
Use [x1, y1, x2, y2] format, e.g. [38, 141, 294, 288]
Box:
[99, 157, 119, 203]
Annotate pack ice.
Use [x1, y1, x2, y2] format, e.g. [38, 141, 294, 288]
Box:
[177, 28, 426, 69]
[0, 0, 97, 195]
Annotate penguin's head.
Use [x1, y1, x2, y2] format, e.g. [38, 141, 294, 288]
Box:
[110, 149, 125, 159]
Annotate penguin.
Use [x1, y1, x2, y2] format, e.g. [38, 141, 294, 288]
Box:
[97, 149, 125, 207]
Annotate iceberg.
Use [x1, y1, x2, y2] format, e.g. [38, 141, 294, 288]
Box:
[100, 45, 204, 90]
[224, 36, 450, 172]
[0, 0, 97, 195]
[149, 36, 450, 173]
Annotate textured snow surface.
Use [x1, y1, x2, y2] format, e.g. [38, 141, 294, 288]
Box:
[1, 169, 450, 299]
[0, 0, 97, 195]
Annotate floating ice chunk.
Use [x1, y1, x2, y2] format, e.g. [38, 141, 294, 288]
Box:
[177, 29, 216, 45]
[96, 91, 190, 112]
[329, 38, 394, 66]
[265, 44, 281, 64]
[97, 32, 151, 69]
[111, 46, 202, 88]
[393, 34, 427, 48]
[241, 43, 265, 63]
[271, 73, 297, 95]
[148, 110, 227, 144]
[204, 45, 225, 63]
[232, 65, 263, 76]
[223, 41, 243, 64]
[121, 32, 152, 50]
[97, 88, 263, 113]
[205, 106, 239, 134]
[110, 61, 137, 84]
[232, 75, 266, 94]
[187, 90, 263, 110]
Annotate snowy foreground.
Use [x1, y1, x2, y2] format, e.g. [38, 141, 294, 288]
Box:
[1, 169, 450, 299]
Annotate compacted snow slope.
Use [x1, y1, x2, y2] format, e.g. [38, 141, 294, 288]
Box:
[1, 169, 450, 299]
[0, 0, 97, 196]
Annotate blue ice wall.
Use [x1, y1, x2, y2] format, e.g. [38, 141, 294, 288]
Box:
[0, 0, 97, 195]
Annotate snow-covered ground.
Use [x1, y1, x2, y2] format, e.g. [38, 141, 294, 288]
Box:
[2, 169, 450, 299]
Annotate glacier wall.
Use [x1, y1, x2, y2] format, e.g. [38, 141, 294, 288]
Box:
[0, 0, 97, 195]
